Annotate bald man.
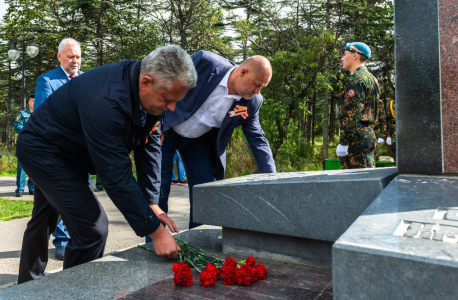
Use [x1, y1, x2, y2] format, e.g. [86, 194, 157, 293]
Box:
[157, 50, 276, 231]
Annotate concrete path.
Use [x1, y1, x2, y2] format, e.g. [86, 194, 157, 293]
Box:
[0, 176, 190, 287]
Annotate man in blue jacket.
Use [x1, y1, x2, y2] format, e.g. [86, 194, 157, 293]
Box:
[34, 38, 84, 260]
[17, 45, 196, 284]
[160, 51, 276, 229]
[14, 94, 35, 197]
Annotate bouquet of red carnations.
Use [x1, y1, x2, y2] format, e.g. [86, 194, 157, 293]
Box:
[172, 239, 268, 288]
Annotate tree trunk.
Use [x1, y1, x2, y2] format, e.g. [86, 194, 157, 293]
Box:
[329, 95, 335, 142]
[300, 108, 306, 145]
[242, 5, 252, 61]
[306, 101, 312, 144]
[311, 94, 316, 145]
[96, 0, 105, 67]
[322, 90, 330, 158]
[322, 0, 331, 157]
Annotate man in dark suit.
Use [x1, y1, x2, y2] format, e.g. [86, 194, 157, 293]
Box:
[159, 50, 276, 229]
[34, 38, 84, 260]
[17, 45, 196, 284]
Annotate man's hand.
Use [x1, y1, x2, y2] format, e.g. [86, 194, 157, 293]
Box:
[336, 144, 349, 157]
[377, 138, 384, 144]
[386, 137, 392, 145]
[149, 224, 181, 258]
[150, 204, 179, 233]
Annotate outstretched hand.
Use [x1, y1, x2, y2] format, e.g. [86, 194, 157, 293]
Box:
[150, 204, 179, 233]
[149, 224, 181, 258]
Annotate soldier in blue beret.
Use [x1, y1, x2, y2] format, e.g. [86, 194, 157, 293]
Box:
[336, 42, 381, 169]
[14, 94, 35, 196]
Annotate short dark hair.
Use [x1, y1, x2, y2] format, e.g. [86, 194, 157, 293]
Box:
[359, 54, 369, 63]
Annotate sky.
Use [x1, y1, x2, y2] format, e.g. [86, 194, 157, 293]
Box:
[0, 1, 7, 20]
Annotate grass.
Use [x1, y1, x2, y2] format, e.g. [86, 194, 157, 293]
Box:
[0, 197, 33, 221]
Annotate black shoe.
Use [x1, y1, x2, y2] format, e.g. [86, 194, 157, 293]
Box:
[95, 187, 104, 192]
[29, 191, 34, 195]
[55, 246, 65, 260]
[15, 192, 22, 197]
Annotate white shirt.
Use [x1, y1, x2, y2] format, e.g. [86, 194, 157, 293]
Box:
[61, 66, 78, 80]
[173, 67, 242, 138]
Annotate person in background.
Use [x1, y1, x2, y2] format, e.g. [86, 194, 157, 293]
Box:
[171, 150, 187, 186]
[95, 176, 104, 192]
[14, 94, 35, 197]
[370, 98, 387, 168]
[336, 42, 380, 169]
[34, 38, 83, 260]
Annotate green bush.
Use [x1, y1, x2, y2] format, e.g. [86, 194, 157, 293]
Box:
[0, 146, 18, 177]
[225, 128, 334, 177]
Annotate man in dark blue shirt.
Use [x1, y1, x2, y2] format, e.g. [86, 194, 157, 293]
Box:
[17, 45, 197, 284]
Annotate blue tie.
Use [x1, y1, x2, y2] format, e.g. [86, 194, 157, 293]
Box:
[140, 110, 147, 127]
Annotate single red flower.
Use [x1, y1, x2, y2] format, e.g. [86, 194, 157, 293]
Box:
[245, 255, 256, 268]
[199, 264, 220, 287]
[255, 263, 268, 280]
[221, 257, 237, 285]
[236, 265, 256, 286]
[172, 262, 193, 287]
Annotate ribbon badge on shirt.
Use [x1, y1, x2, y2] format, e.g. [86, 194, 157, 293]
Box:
[145, 121, 161, 144]
[228, 105, 248, 119]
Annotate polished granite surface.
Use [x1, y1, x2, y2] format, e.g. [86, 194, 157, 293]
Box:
[335, 175, 458, 264]
[122, 260, 332, 300]
[194, 168, 398, 242]
[395, 0, 443, 174]
[333, 175, 458, 299]
[0, 226, 332, 300]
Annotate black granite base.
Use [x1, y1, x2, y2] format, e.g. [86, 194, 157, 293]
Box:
[222, 228, 334, 269]
[122, 258, 332, 300]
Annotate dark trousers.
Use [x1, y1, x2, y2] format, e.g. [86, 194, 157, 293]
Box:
[160, 130, 215, 228]
[16, 133, 108, 284]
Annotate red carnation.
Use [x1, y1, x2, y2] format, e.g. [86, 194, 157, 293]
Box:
[245, 255, 256, 268]
[236, 265, 256, 286]
[255, 263, 268, 280]
[221, 257, 238, 285]
[199, 264, 220, 287]
[172, 262, 193, 287]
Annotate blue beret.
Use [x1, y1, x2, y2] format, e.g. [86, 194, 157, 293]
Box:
[28, 94, 35, 99]
[346, 42, 371, 59]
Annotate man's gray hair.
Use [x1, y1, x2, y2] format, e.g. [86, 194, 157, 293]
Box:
[58, 38, 81, 53]
[140, 45, 197, 91]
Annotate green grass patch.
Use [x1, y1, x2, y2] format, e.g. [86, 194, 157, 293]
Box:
[0, 197, 33, 221]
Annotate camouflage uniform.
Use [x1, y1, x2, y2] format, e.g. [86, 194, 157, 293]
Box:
[338, 65, 380, 169]
[369, 99, 388, 167]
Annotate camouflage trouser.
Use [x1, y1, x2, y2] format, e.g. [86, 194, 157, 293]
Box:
[340, 127, 376, 169]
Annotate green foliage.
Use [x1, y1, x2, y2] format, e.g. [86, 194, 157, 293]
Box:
[0, 0, 395, 177]
[0, 146, 18, 177]
[0, 197, 33, 221]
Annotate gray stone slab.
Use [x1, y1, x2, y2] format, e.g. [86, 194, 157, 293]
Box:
[193, 168, 398, 242]
[333, 175, 458, 299]
[0, 226, 222, 300]
[223, 227, 333, 269]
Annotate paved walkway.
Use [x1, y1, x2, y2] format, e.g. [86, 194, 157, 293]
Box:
[0, 176, 190, 287]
